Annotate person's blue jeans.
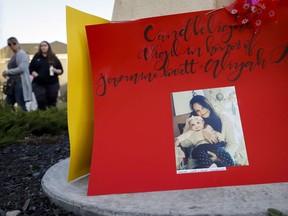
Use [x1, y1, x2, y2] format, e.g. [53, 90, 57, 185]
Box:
[5, 84, 27, 111]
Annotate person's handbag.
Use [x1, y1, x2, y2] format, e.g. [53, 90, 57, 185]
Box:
[2, 79, 15, 96]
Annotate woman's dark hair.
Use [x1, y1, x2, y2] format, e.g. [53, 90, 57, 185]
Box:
[36, 41, 57, 65]
[189, 95, 222, 132]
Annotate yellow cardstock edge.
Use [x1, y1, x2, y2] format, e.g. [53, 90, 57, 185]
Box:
[66, 6, 109, 181]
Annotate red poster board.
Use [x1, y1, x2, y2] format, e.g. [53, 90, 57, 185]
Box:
[86, 1, 288, 196]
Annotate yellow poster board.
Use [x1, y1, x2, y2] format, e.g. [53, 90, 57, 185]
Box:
[66, 6, 109, 181]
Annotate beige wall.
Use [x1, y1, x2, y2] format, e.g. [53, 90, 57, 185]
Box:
[112, 0, 234, 21]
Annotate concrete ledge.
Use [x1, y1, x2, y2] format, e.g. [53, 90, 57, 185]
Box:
[42, 158, 288, 216]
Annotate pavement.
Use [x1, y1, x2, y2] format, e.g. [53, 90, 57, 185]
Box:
[42, 158, 288, 216]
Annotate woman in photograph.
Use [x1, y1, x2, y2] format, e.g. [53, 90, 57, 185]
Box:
[29, 41, 63, 110]
[1, 37, 32, 111]
[177, 95, 239, 168]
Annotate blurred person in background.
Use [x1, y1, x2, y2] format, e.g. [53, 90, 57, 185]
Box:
[29, 41, 63, 110]
[1, 37, 32, 111]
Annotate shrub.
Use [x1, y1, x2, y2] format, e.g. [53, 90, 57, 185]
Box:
[0, 101, 68, 146]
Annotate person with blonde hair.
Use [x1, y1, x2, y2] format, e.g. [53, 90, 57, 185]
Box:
[175, 115, 234, 168]
[1, 37, 32, 111]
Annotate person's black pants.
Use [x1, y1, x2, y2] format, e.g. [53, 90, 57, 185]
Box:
[32, 82, 59, 110]
[192, 141, 235, 168]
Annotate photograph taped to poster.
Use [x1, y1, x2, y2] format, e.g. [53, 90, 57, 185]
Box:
[172, 86, 248, 174]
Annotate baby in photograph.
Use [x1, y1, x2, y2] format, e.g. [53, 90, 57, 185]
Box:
[175, 115, 234, 168]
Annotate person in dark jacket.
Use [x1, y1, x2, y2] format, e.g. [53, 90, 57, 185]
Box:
[29, 41, 63, 110]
